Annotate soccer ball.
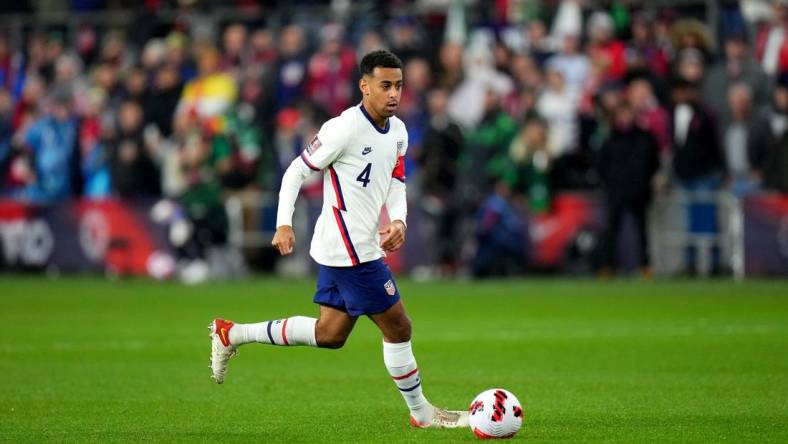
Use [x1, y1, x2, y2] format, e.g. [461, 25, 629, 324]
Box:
[468, 388, 523, 439]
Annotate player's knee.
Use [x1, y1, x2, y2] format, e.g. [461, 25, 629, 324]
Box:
[317, 334, 347, 349]
[387, 318, 412, 343]
[315, 323, 349, 349]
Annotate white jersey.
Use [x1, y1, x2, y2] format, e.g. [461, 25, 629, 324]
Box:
[276, 104, 408, 267]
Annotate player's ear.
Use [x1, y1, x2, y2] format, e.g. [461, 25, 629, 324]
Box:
[359, 77, 369, 96]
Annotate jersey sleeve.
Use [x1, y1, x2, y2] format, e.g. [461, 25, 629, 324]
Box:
[299, 116, 349, 171]
[387, 130, 408, 225]
[391, 132, 408, 182]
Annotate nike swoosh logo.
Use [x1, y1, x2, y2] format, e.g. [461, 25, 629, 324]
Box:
[219, 327, 229, 346]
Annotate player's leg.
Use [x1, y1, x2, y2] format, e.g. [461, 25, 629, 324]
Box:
[369, 300, 468, 428]
[314, 304, 357, 348]
[209, 268, 356, 383]
[217, 304, 355, 348]
[208, 313, 319, 384]
[209, 307, 356, 383]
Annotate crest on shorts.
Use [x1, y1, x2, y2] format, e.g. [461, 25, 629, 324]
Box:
[306, 135, 322, 155]
[384, 279, 396, 296]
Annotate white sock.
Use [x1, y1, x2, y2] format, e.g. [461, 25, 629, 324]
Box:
[229, 316, 317, 347]
[383, 340, 432, 423]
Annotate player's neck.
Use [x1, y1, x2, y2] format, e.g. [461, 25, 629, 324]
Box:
[360, 102, 388, 130]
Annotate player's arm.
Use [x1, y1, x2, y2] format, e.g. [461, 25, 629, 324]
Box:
[272, 158, 314, 255]
[380, 154, 407, 252]
[272, 118, 348, 256]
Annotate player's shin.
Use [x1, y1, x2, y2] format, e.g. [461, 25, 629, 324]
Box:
[229, 316, 318, 347]
[383, 340, 433, 423]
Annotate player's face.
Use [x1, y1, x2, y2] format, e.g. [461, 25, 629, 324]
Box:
[361, 67, 403, 118]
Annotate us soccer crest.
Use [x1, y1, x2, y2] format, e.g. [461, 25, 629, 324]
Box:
[384, 279, 396, 296]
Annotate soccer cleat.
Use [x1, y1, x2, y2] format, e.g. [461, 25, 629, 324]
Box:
[208, 319, 237, 384]
[409, 407, 470, 429]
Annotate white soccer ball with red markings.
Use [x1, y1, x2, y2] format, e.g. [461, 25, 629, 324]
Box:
[468, 388, 523, 439]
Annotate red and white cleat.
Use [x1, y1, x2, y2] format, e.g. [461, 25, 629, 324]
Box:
[208, 319, 237, 384]
[410, 407, 469, 429]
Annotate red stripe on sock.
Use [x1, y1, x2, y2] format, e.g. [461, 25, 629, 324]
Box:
[392, 367, 419, 380]
[281, 318, 289, 345]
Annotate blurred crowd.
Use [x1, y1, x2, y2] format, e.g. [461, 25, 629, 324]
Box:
[2, 0, 788, 277]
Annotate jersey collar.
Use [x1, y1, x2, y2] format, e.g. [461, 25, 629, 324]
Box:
[359, 103, 390, 134]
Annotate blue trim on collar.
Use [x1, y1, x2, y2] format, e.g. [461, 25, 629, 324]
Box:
[359, 104, 390, 134]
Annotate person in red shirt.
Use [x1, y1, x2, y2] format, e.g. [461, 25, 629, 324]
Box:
[587, 11, 626, 81]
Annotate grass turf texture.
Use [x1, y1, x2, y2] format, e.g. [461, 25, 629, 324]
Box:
[0, 278, 786, 443]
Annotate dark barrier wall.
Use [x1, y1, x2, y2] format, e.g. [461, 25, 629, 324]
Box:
[0, 199, 174, 277]
[743, 194, 788, 276]
[2, 194, 787, 277]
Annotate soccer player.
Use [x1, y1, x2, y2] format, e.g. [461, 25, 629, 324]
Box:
[209, 50, 468, 429]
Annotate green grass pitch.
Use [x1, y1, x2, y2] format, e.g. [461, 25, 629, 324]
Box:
[1, 277, 787, 443]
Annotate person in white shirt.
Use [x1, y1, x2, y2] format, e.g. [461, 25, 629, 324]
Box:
[208, 50, 467, 429]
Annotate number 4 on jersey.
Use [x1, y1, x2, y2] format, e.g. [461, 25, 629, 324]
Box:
[357, 163, 372, 187]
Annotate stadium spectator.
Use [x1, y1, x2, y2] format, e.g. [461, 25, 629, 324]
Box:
[627, 76, 671, 154]
[703, 33, 771, 126]
[418, 88, 463, 273]
[755, 0, 788, 76]
[435, 41, 463, 91]
[472, 181, 526, 278]
[12, 76, 45, 132]
[670, 76, 723, 274]
[0, 88, 12, 180]
[213, 103, 264, 190]
[670, 18, 714, 63]
[545, 32, 589, 95]
[248, 28, 277, 67]
[92, 63, 124, 125]
[460, 86, 518, 199]
[144, 64, 183, 138]
[627, 13, 670, 79]
[523, 19, 554, 67]
[109, 100, 160, 198]
[0, 34, 12, 90]
[79, 88, 110, 198]
[221, 23, 248, 77]
[537, 68, 578, 158]
[505, 54, 542, 120]
[123, 66, 148, 104]
[597, 103, 659, 275]
[18, 87, 79, 203]
[674, 47, 706, 85]
[389, 16, 426, 63]
[586, 11, 626, 81]
[164, 32, 196, 83]
[175, 47, 236, 135]
[305, 23, 356, 117]
[721, 83, 764, 196]
[398, 57, 432, 157]
[759, 74, 788, 193]
[505, 117, 552, 214]
[671, 77, 722, 184]
[273, 24, 307, 111]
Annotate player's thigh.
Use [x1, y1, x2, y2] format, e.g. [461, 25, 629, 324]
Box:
[316, 304, 357, 342]
[368, 300, 412, 343]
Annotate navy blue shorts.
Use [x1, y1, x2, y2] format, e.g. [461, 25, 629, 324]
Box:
[313, 259, 401, 317]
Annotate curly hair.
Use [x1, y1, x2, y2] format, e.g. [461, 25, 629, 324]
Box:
[359, 50, 403, 76]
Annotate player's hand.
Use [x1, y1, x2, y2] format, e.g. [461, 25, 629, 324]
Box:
[379, 220, 406, 252]
[272, 225, 295, 256]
